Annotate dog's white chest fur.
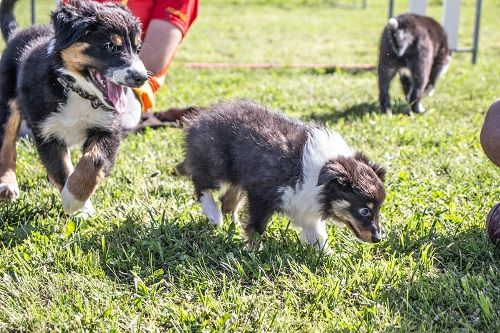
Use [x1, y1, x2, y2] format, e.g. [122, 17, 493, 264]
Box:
[40, 92, 114, 146]
[279, 128, 353, 225]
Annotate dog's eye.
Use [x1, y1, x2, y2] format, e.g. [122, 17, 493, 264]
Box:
[136, 44, 142, 53]
[359, 208, 371, 217]
[105, 42, 120, 53]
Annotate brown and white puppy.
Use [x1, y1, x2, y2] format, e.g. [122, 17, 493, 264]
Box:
[378, 13, 451, 115]
[0, 0, 147, 215]
[178, 100, 386, 253]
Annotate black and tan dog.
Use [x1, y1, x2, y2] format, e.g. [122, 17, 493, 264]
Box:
[378, 13, 451, 115]
[0, 0, 147, 215]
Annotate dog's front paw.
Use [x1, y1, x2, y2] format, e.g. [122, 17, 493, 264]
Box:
[322, 247, 333, 256]
[0, 183, 20, 201]
[61, 186, 86, 214]
[71, 200, 95, 219]
[383, 108, 393, 116]
[200, 191, 223, 226]
[425, 85, 435, 97]
[205, 207, 223, 226]
[414, 101, 425, 114]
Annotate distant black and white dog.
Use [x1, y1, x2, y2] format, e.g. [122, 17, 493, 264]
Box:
[0, 0, 147, 215]
[378, 13, 451, 115]
[178, 101, 386, 252]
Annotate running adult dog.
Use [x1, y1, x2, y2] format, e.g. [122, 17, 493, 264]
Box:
[178, 101, 386, 253]
[0, 0, 147, 215]
[378, 13, 451, 115]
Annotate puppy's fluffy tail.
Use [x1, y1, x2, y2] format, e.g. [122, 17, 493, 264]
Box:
[387, 17, 398, 31]
[0, 0, 18, 42]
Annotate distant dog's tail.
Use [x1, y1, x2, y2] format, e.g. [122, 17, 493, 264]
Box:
[387, 17, 398, 31]
[155, 106, 202, 127]
[0, 0, 18, 42]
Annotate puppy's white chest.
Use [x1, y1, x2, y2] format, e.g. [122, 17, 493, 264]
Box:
[40, 92, 114, 146]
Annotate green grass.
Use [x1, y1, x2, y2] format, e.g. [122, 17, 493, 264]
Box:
[1, 0, 500, 331]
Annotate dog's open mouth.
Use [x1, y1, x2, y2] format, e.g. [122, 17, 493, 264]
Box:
[88, 68, 127, 113]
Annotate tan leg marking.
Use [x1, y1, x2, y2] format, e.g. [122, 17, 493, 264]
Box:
[0, 99, 21, 200]
[220, 185, 244, 222]
[65, 144, 105, 202]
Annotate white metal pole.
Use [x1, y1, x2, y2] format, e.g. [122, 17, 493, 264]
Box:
[442, 0, 461, 50]
[409, 0, 427, 15]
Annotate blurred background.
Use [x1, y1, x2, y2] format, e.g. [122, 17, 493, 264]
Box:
[4, 0, 498, 66]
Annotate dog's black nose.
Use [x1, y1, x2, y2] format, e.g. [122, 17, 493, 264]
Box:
[126, 70, 148, 87]
[371, 232, 381, 243]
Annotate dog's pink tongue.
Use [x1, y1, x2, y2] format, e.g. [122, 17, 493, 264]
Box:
[107, 80, 127, 113]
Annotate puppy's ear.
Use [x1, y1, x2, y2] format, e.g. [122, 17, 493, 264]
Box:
[369, 162, 386, 182]
[52, 4, 96, 50]
[354, 152, 386, 182]
[317, 162, 351, 189]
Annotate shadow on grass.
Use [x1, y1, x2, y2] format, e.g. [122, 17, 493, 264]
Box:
[378, 226, 500, 330]
[3, 199, 499, 329]
[86, 208, 500, 329]
[306, 100, 411, 125]
[0, 195, 60, 246]
[79, 211, 331, 286]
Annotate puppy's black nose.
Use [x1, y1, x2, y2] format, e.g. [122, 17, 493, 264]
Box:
[371, 232, 381, 243]
[126, 70, 148, 87]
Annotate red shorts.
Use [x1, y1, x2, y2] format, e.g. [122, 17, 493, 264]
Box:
[64, 0, 198, 38]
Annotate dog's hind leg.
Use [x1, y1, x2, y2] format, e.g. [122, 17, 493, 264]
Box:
[425, 53, 451, 97]
[399, 69, 413, 101]
[220, 184, 244, 223]
[0, 99, 21, 200]
[242, 194, 273, 239]
[408, 53, 433, 114]
[378, 64, 398, 115]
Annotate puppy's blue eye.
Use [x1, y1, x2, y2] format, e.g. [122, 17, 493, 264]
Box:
[359, 208, 371, 217]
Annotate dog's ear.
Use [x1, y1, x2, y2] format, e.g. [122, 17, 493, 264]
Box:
[52, 4, 96, 50]
[317, 161, 351, 189]
[354, 152, 386, 182]
[369, 162, 386, 182]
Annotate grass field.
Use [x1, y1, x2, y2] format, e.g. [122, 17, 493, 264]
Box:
[1, 0, 500, 331]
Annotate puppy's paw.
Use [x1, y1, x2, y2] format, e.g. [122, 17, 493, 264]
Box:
[200, 191, 223, 226]
[0, 183, 20, 201]
[322, 247, 333, 256]
[244, 233, 263, 252]
[415, 102, 425, 114]
[205, 208, 223, 226]
[61, 186, 86, 214]
[382, 108, 392, 116]
[72, 200, 95, 219]
[425, 85, 435, 97]
[300, 225, 330, 254]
